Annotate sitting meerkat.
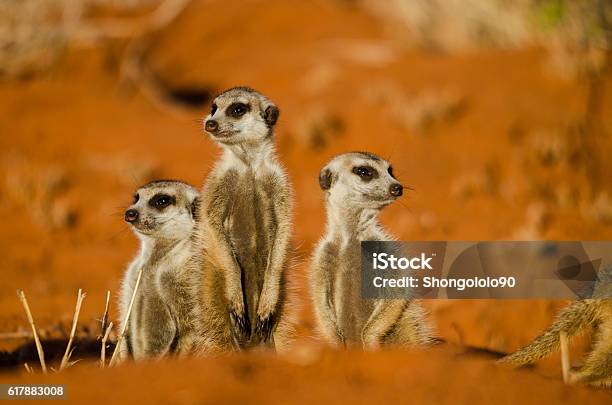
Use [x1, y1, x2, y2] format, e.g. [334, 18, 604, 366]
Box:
[310, 152, 433, 348]
[499, 267, 611, 387]
[198, 87, 293, 349]
[119, 180, 204, 360]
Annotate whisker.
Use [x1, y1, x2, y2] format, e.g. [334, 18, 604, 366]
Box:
[108, 211, 126, 218]
[395, 199, 414, 214]
[105, 226, 130, 243]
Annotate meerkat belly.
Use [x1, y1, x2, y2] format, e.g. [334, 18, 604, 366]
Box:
[226, 175, 276, 324]
[334, 246, 373, 344]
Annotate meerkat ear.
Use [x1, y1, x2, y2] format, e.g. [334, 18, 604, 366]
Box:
[318, 167, 335, 190]
[262, 104, 280, 127]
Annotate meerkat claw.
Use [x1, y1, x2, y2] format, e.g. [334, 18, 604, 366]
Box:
[229, 309, 251, 343]
[254, 313, 275, 342]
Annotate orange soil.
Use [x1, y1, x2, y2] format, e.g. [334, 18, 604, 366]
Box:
[0, 0, 611, 403]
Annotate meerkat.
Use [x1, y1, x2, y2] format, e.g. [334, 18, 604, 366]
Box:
[198, 87, 293, 349]
[499, 266, 611, 387]
[310, 152, 433, 348]
[118, 180, 204, 360]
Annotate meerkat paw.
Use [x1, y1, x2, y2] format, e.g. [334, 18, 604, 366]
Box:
[253, 291, 279, 343]
[335, 329, 346, 347]
[228, 303, 251, 344]
[361, 330, 381, 350]
[254, 312, 276, 343]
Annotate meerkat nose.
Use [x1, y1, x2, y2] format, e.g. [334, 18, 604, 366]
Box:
[125, 209, 139, 223]
[389, 183, 403, 197]
[205, 119, 218, 132]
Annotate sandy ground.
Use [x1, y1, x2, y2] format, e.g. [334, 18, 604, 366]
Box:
[0, 0, 611, 403]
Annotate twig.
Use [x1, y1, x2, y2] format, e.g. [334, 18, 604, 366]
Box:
[100, 290, 110, 339]
[560, 331, 570, 384]
[109, 268, 143, 367]
[59, 289, 86, 371]
[16, 290, 47, 374]
[23, 363, 33, 374]
[100, 322, 114, 368]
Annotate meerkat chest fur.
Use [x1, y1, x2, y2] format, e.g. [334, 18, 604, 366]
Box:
[218, 149, 284, 254]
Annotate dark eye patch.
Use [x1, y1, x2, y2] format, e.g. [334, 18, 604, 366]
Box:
[148, 194, 175, 209]
[388, 166, 395, 178]
[211, 103, 217, 115]
[226, 102, 250, 118]
[133, 193, 139, 204]
[352, 165, 378, 182]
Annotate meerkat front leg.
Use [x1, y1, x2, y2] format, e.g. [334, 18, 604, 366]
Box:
[142, 295, 177, 357]
[159, 271, 201, 356]
[310, 246, 345, 346]
[312, 281, 345, 346]
[254, 180, 292, 344]
[203, 175, 250, 342]
[361, 300, 408, 349]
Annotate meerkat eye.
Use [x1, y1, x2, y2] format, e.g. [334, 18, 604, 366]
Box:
[149, 194, 174, 209]
[211, 103, 217, 115]
[133, 193, 139, 204]
[227, 102, 249, 118]
[387, 166, 395, 178]
[352, 166, 375, 181]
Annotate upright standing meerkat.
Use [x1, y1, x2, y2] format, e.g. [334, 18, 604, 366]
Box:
[499, 266, 611, 387]
[310, 152, 433, 348]
[119, 180, 204, 360]
[198, 87, 293, 349]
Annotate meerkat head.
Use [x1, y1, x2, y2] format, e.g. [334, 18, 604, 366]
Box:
[203, 87, 280, 146]
[124, 180, 200, 240]
[318, 152, 403, 210]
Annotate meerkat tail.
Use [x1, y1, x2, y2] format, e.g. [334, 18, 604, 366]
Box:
[499, 300, 597, 366]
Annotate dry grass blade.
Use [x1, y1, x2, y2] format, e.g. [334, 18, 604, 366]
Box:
[16, 290, 47, 374]
[109, 267, 143, 367]
[100, 321, 114, 368]
[59, 288, 86, 371]
[23, 363, 33, 374]
[100, 290, 110, 339]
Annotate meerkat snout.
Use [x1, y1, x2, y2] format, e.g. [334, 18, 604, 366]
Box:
[204, 119, 218, 133]
[124, 208, 139, 223]
[389, 182, 403, 197]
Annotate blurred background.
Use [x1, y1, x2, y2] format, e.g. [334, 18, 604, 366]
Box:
[0, 0, 611, 400]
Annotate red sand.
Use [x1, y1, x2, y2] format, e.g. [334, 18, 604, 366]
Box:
[0, 0, 611, 403]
